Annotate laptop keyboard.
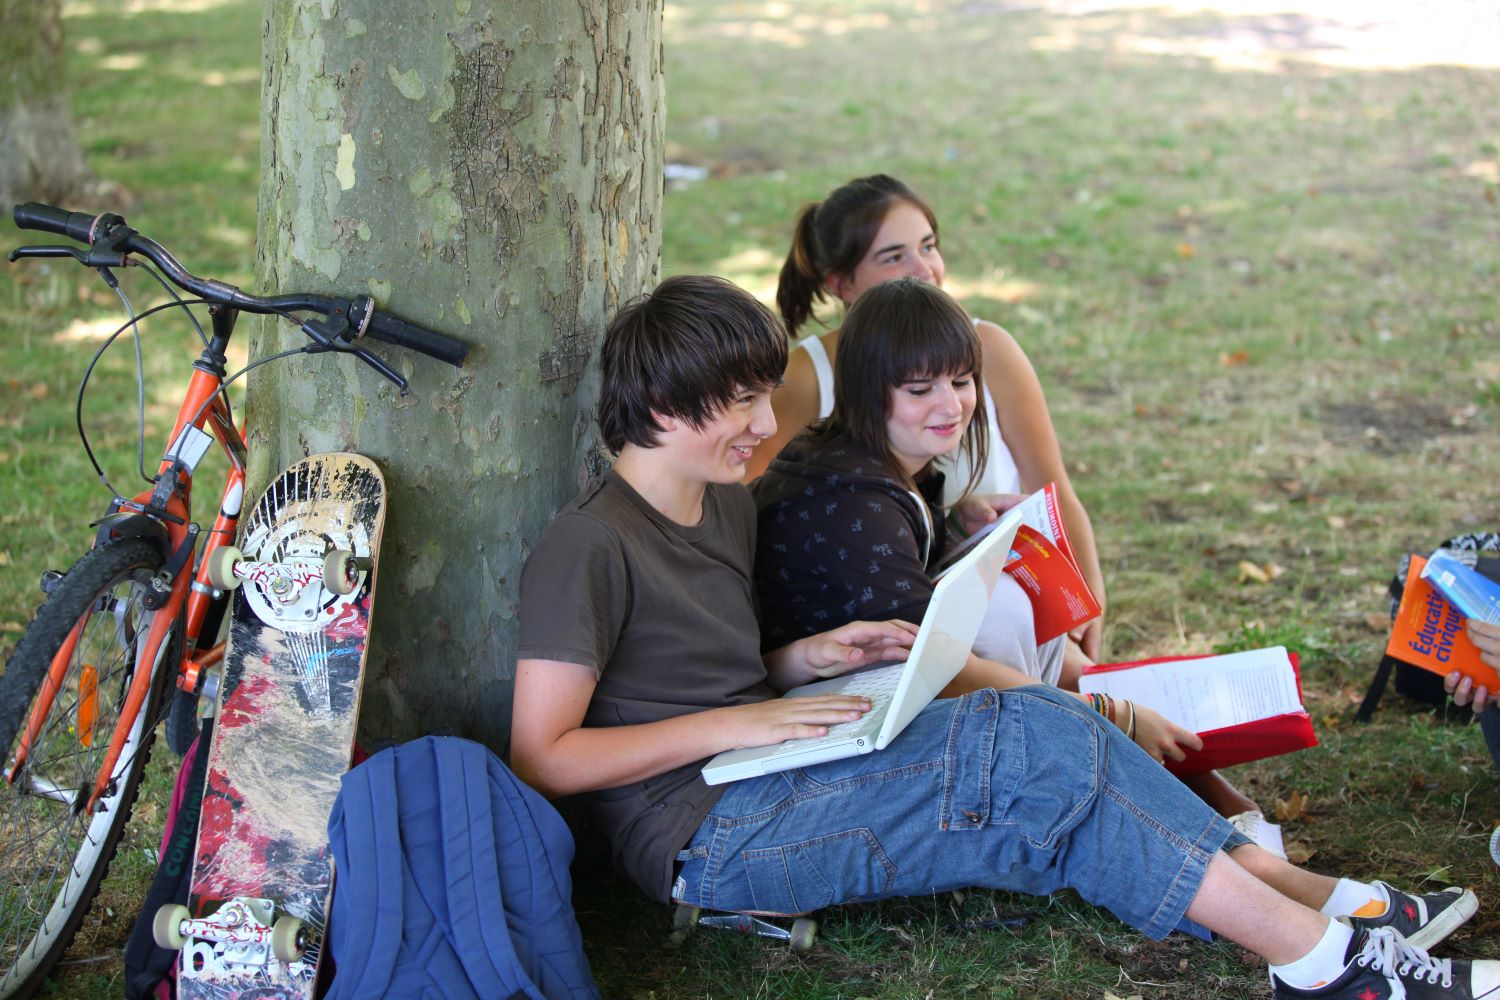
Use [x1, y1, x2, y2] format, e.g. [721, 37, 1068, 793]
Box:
[774, 666, 903, 751]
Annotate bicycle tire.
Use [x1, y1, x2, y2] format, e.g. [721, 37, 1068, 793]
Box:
[0, 538, 176, 999]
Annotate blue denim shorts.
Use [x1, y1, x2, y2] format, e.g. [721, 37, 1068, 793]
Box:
[674, 685, 1234, 940]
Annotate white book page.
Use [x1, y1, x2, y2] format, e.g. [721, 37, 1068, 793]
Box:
[936, 486, 1057, 577]
[1077, 647, 1302, 733]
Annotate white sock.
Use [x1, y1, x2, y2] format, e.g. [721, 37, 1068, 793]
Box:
[1269, 918, 1356, 990]
[1320, 878, 1387, 919]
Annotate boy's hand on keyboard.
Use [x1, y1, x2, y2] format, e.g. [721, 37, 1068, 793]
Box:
[722, 696, 874, 749]
[802, 619, 919, 679]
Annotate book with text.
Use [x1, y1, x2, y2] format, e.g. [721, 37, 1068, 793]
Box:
[1421, 550, 1500, 626]
[1079, 646, 1318, 774]
[1387, 553, 1500, 690]
[937, 484, 1102, 644]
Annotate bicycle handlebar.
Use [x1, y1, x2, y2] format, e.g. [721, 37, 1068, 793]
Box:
[11, 202, 470, 370]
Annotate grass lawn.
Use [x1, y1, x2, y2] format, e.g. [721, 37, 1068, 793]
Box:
[2, 0, 1498, 997]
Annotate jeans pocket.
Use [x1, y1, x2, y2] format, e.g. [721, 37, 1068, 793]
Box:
[993, 690, 1102, 850]
[743, 828, 894, 914]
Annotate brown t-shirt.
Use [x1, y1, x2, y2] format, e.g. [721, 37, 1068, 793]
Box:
[516, 470, 776, 902]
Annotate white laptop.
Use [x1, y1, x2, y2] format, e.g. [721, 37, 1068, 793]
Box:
[701, 505, 1023, 785]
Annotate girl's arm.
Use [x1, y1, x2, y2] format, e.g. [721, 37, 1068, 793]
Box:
[510, 657, 877, 798]
[974, 319, 1108, 658]
[936, 654, 1201, 761]
[746, 340, 823, 481]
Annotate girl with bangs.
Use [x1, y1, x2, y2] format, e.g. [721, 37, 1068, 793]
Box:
[754, 278, 1198, 765]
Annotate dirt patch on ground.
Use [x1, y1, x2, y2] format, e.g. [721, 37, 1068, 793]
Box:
[1320, 399, 1479, 453]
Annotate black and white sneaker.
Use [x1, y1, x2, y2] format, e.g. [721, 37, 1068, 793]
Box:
[1272, 925, 1500, 999]
[1348, 882, 1478, 951]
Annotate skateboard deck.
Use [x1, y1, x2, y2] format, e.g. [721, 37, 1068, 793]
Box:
[175, 453, 384, 999]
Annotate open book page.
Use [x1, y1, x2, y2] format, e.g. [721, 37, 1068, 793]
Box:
[1078, 647, 1303, 733]
[937, 483, 1067, 576]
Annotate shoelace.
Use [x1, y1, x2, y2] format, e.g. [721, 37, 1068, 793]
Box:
[1354, 926, 1454, 987]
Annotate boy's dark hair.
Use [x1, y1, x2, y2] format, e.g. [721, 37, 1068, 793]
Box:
[777, 174, 939, 337]
[817, 278, 987, 498]
[599, 275, 788, 452]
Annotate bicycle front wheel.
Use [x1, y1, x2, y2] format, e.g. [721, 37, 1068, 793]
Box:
[0, 538, 176, 999]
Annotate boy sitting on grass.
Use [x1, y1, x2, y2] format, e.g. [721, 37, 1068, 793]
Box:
[510, 274, 1496, 999]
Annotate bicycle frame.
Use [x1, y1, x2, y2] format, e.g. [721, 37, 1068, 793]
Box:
[9, 305, 249, 812]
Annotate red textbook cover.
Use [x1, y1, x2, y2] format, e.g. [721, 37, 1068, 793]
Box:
[939, 483, 1101, 644]
[1080, 648, 1318, 775]
[1386, 554, 1500, 690]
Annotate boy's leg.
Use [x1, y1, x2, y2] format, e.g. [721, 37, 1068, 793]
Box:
[677, 686, 1237, 938]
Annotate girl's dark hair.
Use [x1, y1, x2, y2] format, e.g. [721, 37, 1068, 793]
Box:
[776, 174, 939, 337]
[817, 278, 987, 498]
[599, 275, 787, 453]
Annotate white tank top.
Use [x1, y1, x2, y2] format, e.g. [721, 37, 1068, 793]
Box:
[797, 331, 1023, 506]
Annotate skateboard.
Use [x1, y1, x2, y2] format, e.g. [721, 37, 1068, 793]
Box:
[154, 453, 385, 999]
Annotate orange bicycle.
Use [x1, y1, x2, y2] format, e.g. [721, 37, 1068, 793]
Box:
[0, 203, 467, 998]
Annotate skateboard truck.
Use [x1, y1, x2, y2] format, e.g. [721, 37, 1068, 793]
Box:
[205, 546, 368, 599]
[155, 896, 310, 975]
[668, 905, 818, 952]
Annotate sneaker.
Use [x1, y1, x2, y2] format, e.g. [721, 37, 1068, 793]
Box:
[1347, 881, 1478, 952]
[1272, 925, 1500, 998]
[1228, 810, 1288, 859]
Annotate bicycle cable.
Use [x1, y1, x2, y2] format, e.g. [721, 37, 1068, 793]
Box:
[102, 279, 153, 485]
[72, 298, 212, 502]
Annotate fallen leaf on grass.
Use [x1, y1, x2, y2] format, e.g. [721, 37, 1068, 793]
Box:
[1284, 839, 1318, 865]
[1237, 561, 1284, 584]
[0, 552, 9, 566]
[1326, 515, 1347, 530]
[1219, 349, 1249, 367]
[1177, 242, 1197, 259]
[1365, 613, 1392, 631]
[1, 623, 22, 634]
[1275, 791, 1310, 822]
[1104, 994, 1144, 1000]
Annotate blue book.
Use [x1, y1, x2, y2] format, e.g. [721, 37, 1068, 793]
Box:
[1421, 550, 1500, 626]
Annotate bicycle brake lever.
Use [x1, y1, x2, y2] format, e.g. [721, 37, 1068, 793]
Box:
[301, 340, 411, 396]
[7, 245, 90, 264]
[348, 345, 411, 395]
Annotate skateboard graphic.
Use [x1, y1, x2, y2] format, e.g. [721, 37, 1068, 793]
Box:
[155, 453, 385, 999]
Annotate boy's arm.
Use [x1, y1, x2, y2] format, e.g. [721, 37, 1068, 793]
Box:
[762, 619, 921, 691]
[510, 657, 883, 798]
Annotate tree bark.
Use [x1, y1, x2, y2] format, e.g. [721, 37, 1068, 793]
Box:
[0, 0, 94, 207]
[250, 0, 663, 750]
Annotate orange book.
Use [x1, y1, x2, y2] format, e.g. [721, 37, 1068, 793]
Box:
[1386, 554, 1499, 689]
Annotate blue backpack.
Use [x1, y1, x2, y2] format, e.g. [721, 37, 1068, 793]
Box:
[325, 736, 602, 1000]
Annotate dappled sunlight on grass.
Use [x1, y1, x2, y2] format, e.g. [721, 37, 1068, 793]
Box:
[945, 268, 1045, 305]
[65, 0, 242, 16]
[1018, 0, 1500, 72]
[712, 246, 781, 301]
[98, 52, 146, 72]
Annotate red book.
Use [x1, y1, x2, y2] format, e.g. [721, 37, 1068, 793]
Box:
[938, 483, 1102, 644]
[1080, 647, 1318, 774]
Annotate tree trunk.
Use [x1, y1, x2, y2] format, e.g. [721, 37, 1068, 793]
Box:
[250, 0, 663, 750]
[0, 0, 94, 206]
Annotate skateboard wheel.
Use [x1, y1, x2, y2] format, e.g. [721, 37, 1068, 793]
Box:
[153, 903, 191, 950]
[271, 915, 305, 962]
[322, 550, 360, 595]
[789, 917, 818, 953]
[204, 546, 244, 590]
[666, 905, 701, 949]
